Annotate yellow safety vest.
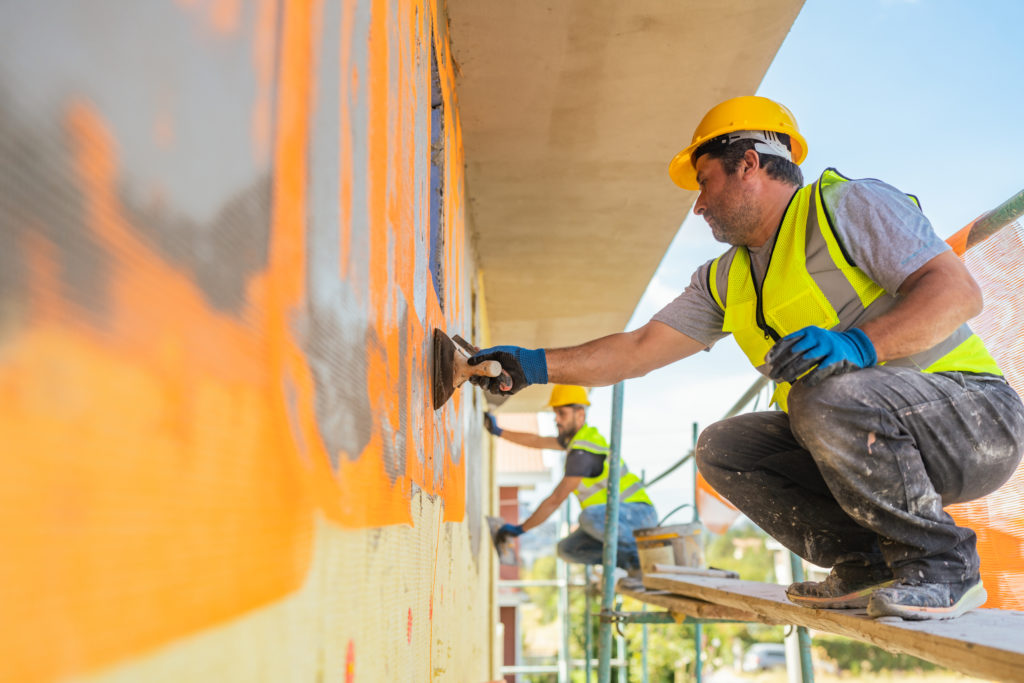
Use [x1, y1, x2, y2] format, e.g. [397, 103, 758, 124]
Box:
[568, 425, 653, 509]
[708, 168, 1001, 411]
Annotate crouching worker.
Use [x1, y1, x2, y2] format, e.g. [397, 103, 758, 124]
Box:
[487, 385, 657, 571]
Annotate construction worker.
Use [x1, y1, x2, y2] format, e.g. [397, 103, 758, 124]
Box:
[470, 96, 1024, 621]
[487, 384, 658, 571]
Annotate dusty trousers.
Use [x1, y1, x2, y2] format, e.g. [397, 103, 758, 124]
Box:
[696, 367, 1024, 583]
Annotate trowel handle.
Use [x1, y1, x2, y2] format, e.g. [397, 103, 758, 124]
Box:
[470, 360, 502, 378]
[452, 335, 513, 388]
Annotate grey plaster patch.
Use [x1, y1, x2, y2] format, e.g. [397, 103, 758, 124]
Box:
[301, 298, 373, 469]
[300, 0, 374, 469]
[0, 89, 105, 337]
[122, 175, 272, 313]
[0, 0, 275, 323]
[344, 0, 373, 294]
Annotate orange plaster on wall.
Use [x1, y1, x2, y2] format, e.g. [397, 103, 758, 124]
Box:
[1, 0, 478, 677]
[0, 101, 315, 682]
[331, 0, 470, 526]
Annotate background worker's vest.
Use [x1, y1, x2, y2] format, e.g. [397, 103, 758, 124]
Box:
[708, 168, 1001, 411]
[568, 425, 653, 509]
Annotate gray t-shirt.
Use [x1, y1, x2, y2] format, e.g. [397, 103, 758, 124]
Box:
[652, 177, 950, 348]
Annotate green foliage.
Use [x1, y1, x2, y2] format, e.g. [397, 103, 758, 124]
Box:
[619, 596, 695, 682]
[523, 555, 560, 622]
[705, 523, 777, 583]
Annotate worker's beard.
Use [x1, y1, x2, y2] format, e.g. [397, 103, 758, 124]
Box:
[556, 424, 577, 448]
[705, 186, 760, 246]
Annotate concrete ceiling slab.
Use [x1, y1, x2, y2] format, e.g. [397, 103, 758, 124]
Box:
[448, 0, 804, 411]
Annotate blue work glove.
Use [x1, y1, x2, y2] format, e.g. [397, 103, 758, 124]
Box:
[483, 412, 503, 436]
[765, 326, 877, 387]
[468, 345, 548, 396]
[494, 523, 525, 547]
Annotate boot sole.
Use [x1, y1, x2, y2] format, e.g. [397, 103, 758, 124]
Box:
[786, 579, 897, 609]
[867, 581, 987, 620]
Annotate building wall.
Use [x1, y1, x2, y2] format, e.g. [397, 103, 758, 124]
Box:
[0, 1, 494, 681]
[497, 485, 521, 680]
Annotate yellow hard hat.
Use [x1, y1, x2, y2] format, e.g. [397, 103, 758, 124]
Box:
[547, 385, 590, 407]
[668, 95, 808, 191]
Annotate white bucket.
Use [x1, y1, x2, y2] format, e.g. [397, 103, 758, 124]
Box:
[633, 523, 704, 574]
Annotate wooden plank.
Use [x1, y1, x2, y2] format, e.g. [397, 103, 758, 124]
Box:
[643, 572, 1024, 683]
[617, 584, 782, 624]
[652, 564, 739, 579]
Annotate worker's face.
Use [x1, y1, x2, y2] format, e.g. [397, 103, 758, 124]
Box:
[553, 405, 585, 446]
[692, 154, 760, 246]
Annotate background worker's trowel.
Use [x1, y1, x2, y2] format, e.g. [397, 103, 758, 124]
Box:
[432, 329, 509, 410]
[486, 515, 518, 566]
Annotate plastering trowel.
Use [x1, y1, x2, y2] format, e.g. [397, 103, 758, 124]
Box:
[432, 329, 510, 410]
[486, 515, 518, 566]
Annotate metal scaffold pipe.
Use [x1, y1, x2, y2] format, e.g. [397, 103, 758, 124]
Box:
[598, 382, 625, 683]
[964, 188, 1024, 250]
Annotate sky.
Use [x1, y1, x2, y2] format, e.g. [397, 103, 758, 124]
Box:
[521, 0, 1024, 520]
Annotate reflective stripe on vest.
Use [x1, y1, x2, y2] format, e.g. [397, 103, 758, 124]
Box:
[568, 425, 653, 508]
[709, 168, 1001, 411]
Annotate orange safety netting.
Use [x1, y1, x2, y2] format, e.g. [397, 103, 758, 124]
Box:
[947, 210, 1024, 609]
[695, 198, 1024, 609]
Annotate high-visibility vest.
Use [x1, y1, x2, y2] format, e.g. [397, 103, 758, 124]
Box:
[708, 168, 1001, 411]
[568, 425, 653, 509]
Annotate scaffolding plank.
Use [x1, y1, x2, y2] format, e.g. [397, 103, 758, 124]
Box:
[643, 573, 1024, 683]
[617, 584, 782, 624]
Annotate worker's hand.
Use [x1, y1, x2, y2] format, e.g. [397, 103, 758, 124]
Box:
[483, 412, 503, 437]
[765, 326, 877, 387]
[468, 345, 548, 395]
[495, 523, 525, 546]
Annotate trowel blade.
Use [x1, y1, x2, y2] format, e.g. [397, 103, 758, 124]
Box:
[487, 515, 518, 566]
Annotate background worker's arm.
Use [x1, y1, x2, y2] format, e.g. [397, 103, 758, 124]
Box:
[483, 412, 561, 449]
[859, 251, 983, 362]
[496, 430, 562, 450]
[519, 476, 581, 532]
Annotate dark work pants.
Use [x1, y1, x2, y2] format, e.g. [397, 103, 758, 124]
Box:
[696, 367, 1024, 584]
[556, 502, 659, 569]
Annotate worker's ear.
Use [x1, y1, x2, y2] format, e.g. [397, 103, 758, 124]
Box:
[740, 148, 761, 178]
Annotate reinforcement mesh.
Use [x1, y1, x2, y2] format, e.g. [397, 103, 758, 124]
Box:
[948, 214, 1024, 610]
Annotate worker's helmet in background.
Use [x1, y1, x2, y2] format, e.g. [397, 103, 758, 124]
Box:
[669, 95, 808, 191]
[547, 385, 590, 408]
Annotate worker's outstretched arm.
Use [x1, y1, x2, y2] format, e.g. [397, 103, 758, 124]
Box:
[547, 321, 706, 385]
[519, 476, 581, 532]
[469, 321, 705, 395]
[484, 412, 562, 449]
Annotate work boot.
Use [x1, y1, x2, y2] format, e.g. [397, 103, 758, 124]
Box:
[866, 578, 986, 620]
[786, 569, 896, 609]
